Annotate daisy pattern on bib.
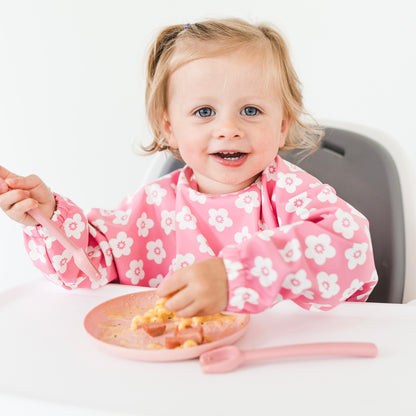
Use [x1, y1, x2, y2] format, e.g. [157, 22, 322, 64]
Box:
[137, 212, 154, 237]
[224, 258, 244, 281]
[161, 210, 175, 235]
[316, 271, 340, 298]
[176, 206, 197, 230]
[285, 192, 312, 219]
[28, 240, 46, 263]
[229, 287, 259, 309]
[126, 259, 145, 284]
[63, 214, 85, 239]
[109, 231, 134, 258]
[345, 242, 368, 270]
[333, 209, 359, 239]
[52, 249, 72, 274]
[282, 269, 312, 294]
[113, 209, 131, 225]
[276, 172, 302, 193]
[146, 239, 166, 264]
[305, 234, 336, 265]
[208, 208, 232, 232]
[235, 191, 260, 213]
[279, 238, 302, 263]
[250, 256, 277, 287]
[145, 183, 167, 206]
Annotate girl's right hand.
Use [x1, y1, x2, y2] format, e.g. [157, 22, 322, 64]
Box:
[0, 166, 56, 226]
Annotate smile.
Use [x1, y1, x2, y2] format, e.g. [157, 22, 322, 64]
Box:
[212, 152, 247, 160]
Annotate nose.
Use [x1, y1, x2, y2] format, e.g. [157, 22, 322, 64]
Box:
[214, 115, 244, 140]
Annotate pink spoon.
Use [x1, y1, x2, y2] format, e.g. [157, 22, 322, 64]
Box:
[28, 208, 101, 282]
[200, 342, 378, 373]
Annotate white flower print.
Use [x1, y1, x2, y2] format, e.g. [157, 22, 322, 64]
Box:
[149, 274, 163, 288]
[223, 259, 244, 281]
[146, 239, 166, 264]
[279, 239, 302, 263]
[86, 245, 100, 259]
[113, 209, 132, 225]
[92, 219, 108, 234]
[279, 222, 301, 234]
[285, 192, 312, 219]
[189, 189, 207, 204]
[345, 242, 368, 270]
[98, 240, 113, 266]
[161, 210, 175, 235]
[109, 231, 134, 258]
[305, 234, 336, 265]
[264, 160, 278, 181]
[28, 240, 46, 263]
[63, 214, 85, 239]
[171, 253, 195, 272]
[250, 256, 277, 287]
[197, 234, 215, 256]
[52, 249, 72, 274]
[208, 208, 233, 232]
[341, 279, 364, 301]
[317, 272, 340, 299]
[90, 265, 108, 289]
[282, 269, 312, 294]
[145, 183, 167, 206]
[229, 287, 259, 310]
[234, 226, 252, 244]
[276, 172, 302, 193]
[176, 206, 197, 230]
[126, 259, 145, 284]
[235, 191, 260, 213]
[65, 276, 86, 289]
[137, 212, 154, 237]
[99, 209, 113, 217]
[333, 209, 359, 239]
[317, 186, 337, 203]
[44, 273, 63, 286]
[257, 230, 274, 241]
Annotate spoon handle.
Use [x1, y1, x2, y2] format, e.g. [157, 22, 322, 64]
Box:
[243, 342, 378, 363]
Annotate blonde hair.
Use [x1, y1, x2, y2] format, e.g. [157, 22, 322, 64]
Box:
[142, 18, 322, 160]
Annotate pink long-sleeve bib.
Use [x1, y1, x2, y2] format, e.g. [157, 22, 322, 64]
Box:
[24, 156, 378, 313]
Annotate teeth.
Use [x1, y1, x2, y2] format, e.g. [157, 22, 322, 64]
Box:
[216, 151, 245, 160]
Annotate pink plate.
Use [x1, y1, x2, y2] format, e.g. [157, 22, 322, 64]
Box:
[84, 290, 250, 362]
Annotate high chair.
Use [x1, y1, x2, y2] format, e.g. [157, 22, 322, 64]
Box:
[142, 124, 405, 303]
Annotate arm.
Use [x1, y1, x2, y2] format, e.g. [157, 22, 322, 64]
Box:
[221, 163, 378, 313]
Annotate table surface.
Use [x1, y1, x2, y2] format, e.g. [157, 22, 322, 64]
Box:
[1, 279, 416, 416]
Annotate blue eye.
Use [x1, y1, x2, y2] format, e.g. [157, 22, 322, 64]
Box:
[241, 106, 259, 116]
[196, 107, 215, 117]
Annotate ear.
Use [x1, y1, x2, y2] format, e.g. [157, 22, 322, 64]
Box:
[279, 115, 292, 148]
[161, 112, 178, 149]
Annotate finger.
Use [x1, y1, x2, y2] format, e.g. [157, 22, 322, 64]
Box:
[156, 272, 188, 298]
[164, 288, 194, 313]
[5, 198, 39, 225]
[0, 165, 18, 181]
[0, 180, 9, 194]
[174, 301, 201, 318]
[5, 174, 41, 190]
[0, 189, 31, 211]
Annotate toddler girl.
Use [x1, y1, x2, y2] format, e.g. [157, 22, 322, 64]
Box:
[0, 18, 377, 317]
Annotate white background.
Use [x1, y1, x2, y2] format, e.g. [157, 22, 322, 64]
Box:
[1, 0, 415, 298]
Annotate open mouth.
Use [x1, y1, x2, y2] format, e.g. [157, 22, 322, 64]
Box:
[212, 151, 247, 160]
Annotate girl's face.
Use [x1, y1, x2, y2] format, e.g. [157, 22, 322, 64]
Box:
[162, 49, 290, 194]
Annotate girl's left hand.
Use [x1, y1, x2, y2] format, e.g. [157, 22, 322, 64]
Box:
[156, 257, 228, 317]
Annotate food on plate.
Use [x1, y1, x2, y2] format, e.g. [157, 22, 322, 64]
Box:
[130, 297, 232, 349]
